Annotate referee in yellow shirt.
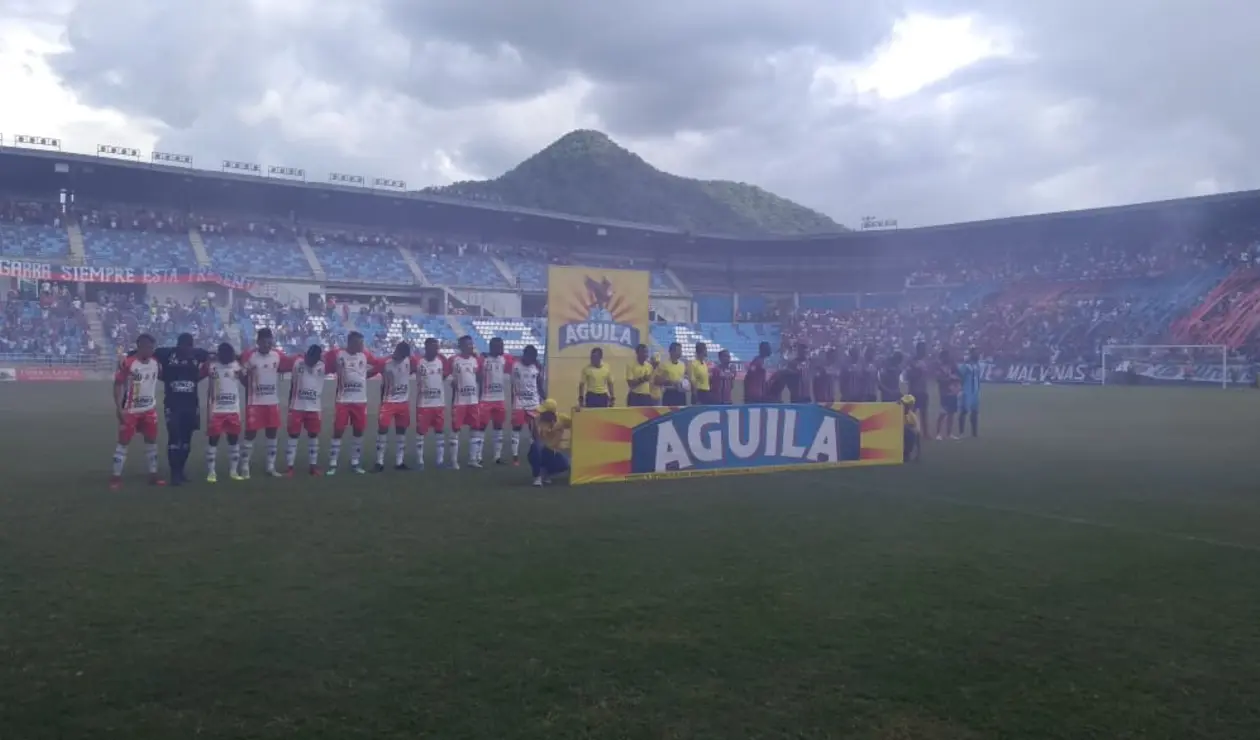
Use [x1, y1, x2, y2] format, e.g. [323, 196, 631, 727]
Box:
[578, 347, 615, 408]
[688, 342, 713, 405]
[625, 343, 655, 407]
[654, 342, 688, 406]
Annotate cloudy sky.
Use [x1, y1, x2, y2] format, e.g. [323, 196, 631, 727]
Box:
[1, 0, 1254, 228]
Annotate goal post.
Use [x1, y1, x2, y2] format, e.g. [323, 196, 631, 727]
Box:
[1101, 344, 1229, 389]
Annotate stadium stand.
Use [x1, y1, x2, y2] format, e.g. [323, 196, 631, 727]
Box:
[307, 229, 416, 285]
[412, 245, 508, 288]
[0, 287, 95, 360]
[81, 227, 199, 269]
[0, 223, 69, 260]
[204, 233, 313, 279]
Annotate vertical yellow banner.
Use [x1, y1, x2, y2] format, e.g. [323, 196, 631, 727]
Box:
[546, 266, 651, 412]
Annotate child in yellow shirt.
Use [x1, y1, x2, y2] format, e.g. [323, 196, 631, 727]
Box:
[901, 394, 921, 462]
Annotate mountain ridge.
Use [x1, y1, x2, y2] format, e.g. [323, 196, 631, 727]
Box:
[423, 130, 845, 236]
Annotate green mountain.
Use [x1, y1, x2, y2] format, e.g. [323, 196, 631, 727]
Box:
[423, 130, 844, 236]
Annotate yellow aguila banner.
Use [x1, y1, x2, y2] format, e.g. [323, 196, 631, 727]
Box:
[546, 266, 651, 412]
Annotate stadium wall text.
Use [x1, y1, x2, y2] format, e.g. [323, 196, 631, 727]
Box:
[0, 259, 254, 290]
[569, 402, 904, 486]
[546, 266, 650, 412]
[980, 361, 1256, 386]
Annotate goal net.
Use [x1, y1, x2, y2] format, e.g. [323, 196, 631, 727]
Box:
[1101, 344, 1230, 388]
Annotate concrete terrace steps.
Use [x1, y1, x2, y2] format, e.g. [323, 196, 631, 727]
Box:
[295, 234, 326, 280]
[397, 245, 427, 284]
[490, 256, 516, 288]
[66, 223, 86, 264]
[188, 228, 212, 267]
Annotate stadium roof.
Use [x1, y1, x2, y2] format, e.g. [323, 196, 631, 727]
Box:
[3, 141, 1259, 252]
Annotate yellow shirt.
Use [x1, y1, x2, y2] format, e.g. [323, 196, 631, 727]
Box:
[688, 359, 711, 392]
[655, 359, 686, 389]
[580, 364, 612, 396]
[536, 414, 571, 451]
[904, 410, 921, 434]
[625, 361, 654, 395]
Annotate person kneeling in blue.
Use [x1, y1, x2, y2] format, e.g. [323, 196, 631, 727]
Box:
[529, 399, 571, 487]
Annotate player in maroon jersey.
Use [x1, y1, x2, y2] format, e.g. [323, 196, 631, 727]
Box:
[711, 349, 736, 404]
[839, 347, 861, 400]
[860, 346, 881, 402]
[812, 348, 839, 404]
[743, 341, 772, 403]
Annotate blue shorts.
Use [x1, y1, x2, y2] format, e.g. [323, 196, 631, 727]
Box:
[960, 395, 979, 412]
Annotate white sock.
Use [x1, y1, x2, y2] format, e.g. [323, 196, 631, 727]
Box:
[112, 443, 127, 476]
[241, 440, 254, 471]
[229, 443, 240, 471]
[285, 438, 298, 467]
[491, 429, 503, 461]
[206, 444, 217, 473]
[351, 438, 363, 466]
[395, 437, 406, 466]
[415, 437, 426, 467]
[308, 437, 319, 466]
[433, 433, 444, 465]
[448, 435, 459, 463]
[470, 430, 484, 462]
[145, 443, 158, 474]
[265, 438, 278, 470]
[511, 430, 520, 457]
[375, 435, 387, 466]
[329, 438, 342, 466]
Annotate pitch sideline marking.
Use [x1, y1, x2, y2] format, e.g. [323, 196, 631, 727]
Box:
[891, 491, 1260, 554]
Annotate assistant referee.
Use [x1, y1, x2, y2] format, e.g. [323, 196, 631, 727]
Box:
[625, 343, 655, 406]
[578, 347, 615, 407]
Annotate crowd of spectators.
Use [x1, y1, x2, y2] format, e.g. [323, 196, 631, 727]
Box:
[101, 292, 227, 356]
[0, 284, 96, 360]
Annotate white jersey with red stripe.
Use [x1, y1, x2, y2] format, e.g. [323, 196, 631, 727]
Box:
[479, 354, 514, 402]
[288, 360, 327, 412]
[242, 349, 286, 407]
[415, 356, 449, 409]
[379, 356, 418, 404]
[115, 355, 160, 413]
[206, 360, 243, 414]
[325, 349, 374, 404]
[512, 361, 542, 411]
[450, 354, 481, 407]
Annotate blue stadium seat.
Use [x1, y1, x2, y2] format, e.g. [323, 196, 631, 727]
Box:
[412, 249, 509, 288]
[469, 317, 548, 358]
[205, 234, 312, 278]
[82, 228, 198, 268]
[0, 223, 69, 260]
[311, 243, 415, 284]
[651, 323, 780, 362]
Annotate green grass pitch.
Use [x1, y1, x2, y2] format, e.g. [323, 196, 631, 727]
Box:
[2, 381, 1260, 739]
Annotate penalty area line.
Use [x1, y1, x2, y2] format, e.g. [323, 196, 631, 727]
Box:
[890, 491, 1260, 555]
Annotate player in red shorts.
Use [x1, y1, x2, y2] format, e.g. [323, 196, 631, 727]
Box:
[240, 328, 292, 478]
[477, 337, 516, 465]
[509, 344, 545, 465]
[325, 331, 377, 475]
[413, 337, 451, 469]
[202, 342, 245, 483]
[448, 335, 483, 469]
[110, 333, 164, 489]
[285, 344, 327, 476]
[373, 341, 418, 472]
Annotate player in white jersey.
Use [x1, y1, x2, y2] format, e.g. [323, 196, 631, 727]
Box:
[414, 337, 451, 469]
[373, 341, 418, 472]
[510, 344, 545, 465]
[325, 331, 378, 475]
[110, 333, 164, 490]
[202, 342, 245, 483]
[448, 335, 483, 469]
[285, 344, 328, 476]
[478, 337, 517, 465]
[239, 327, 293, 478]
